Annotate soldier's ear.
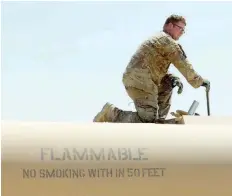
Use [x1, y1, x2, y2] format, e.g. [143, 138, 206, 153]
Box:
[169, 22, 174, 28]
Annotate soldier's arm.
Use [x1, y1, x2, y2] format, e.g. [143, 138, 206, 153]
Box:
[163, 37, 204, 88]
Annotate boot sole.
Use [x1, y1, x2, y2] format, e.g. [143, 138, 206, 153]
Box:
[93, 103, 112, 122]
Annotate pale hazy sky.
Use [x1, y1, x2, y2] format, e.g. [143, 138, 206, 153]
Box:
[2, 1, 232, 122]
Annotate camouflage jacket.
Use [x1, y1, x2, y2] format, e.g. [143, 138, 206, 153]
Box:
[122, 31, 204, 92]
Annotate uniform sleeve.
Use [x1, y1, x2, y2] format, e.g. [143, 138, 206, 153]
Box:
[162, 37, 204, 88]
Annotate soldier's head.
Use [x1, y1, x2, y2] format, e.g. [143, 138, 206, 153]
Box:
[163, 14, 186, 40]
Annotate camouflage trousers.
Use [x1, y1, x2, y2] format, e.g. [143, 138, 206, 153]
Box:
[111, 74, 173, 123]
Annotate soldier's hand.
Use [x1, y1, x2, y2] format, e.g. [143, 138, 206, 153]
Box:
[201, 79, 210, 91]
[171, 76, 183, 94]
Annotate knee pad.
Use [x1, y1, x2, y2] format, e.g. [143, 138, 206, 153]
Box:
[137, 107, 158, 123]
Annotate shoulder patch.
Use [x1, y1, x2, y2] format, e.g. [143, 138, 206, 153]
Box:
[178, 44, 187, 60]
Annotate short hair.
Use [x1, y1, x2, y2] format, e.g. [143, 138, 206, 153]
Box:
[164, 14, 186, 26]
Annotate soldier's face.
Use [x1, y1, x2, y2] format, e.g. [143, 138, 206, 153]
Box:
[171, 21, 185, 40]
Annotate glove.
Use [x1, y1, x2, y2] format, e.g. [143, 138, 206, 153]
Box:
[171, 76, 183, 94]
[201, 79, 210, 91]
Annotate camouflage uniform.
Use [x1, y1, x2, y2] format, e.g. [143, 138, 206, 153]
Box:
[93, 31, 204, 123]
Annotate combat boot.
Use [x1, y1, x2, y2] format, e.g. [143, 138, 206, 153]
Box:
[93, 102, 146, 123]
[93, 102, 115, 122]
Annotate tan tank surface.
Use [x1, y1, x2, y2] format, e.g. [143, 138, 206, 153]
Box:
[2, 107, 232, 196]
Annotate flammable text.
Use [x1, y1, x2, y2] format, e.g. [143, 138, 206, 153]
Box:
[41, 148, 148, 161]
